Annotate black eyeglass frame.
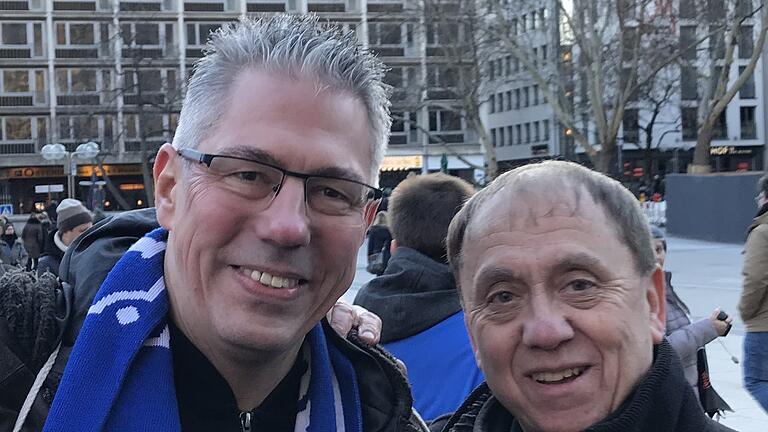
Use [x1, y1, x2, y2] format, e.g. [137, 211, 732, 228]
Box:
[177, 148, 384, 206]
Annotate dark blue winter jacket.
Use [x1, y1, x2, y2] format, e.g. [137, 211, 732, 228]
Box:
[354, 247, 484, 421]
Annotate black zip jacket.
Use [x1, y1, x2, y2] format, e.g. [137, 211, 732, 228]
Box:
[430, 341, 735, 432]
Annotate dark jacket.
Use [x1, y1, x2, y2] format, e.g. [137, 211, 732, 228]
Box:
[431, 341, 735, 432]
[36, 230, 65, 277]
[21, 218, 45, 259]
[1, 209, 428, 432]
[367, 225, 392, 257]
[355, 247, 484, 421]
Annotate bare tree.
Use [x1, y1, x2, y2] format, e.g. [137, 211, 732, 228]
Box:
[680, 0, 768, 173]
[477, 0, 687, 174]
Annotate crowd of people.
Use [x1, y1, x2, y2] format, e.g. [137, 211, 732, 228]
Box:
[0, 14, 764, 432]
[0, 199, 96, 278]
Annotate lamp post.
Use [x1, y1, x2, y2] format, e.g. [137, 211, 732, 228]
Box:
[41, 141, 100, 199]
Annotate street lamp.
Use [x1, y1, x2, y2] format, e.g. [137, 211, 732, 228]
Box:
[41, 141, 100, 199]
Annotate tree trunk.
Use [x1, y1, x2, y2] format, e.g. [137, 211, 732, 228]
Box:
[689, 124, 713, 174]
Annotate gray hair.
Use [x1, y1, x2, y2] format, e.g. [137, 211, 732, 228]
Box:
[758, 174, 768, 196]
[447, 161, 656, 286]
[171, 14, 392, 182]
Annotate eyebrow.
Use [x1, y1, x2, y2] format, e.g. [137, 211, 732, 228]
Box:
[473, 252, 605, 290]
[218, 146, 367, 184]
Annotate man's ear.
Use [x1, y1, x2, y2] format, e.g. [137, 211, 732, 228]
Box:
[154, 143, 181, 229]
[390, 239, 398, 254]
[647, 267, 666, 344]
[363, 200, 380, 228]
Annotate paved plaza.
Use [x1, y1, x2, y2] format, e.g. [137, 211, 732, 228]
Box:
[346, 234, 768, 431]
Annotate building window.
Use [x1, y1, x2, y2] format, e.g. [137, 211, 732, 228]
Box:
[505, 56, 512, 76]
[739, 26, 754, 58]
[505, 90, 512, 111]
[489, 61, 495, 81]
[712, 111, 727, 139]
[682, 107, 698, 140]
[680, 26, 696, 61]
[515, 124, 521, 144]
[5, 117, 32, 140]
[534, 121, 540, 141]
[514, 88, 520, 109]
[680, 0, 696, 18]
[541, 44, 548, 61]
[543, 119, 550, 140]
[135, 24, 160, 45]
[710, 25, 725, 59]
[489, 94, 495, 114]
[740, 106, 756, 139]
[499, 127, 505, 147]
[623, 108, 639, 143]
[57, 23, 95, 45]
[2, 70, 29, 93]
[507, 126, 513, 146]
[533, 85, 539, 105]
[497, 93, 504, 112]
[739, 66, 755, 99]
[187, 23, 222, 46]
[681, 67, 698, 100]
[491, 128, 497, 147]
[523, 87, 529, 107]
[1, 23, 27, 45]
[524, 122, 530, 143]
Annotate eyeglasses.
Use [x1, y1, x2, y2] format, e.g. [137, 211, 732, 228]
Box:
[177, 149, 382, 225]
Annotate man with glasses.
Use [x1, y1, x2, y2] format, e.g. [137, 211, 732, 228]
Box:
[4, 15, 427, 432]
[739, 174, 768, 413]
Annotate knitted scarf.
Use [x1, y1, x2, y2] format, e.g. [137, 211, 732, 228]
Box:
[43, 228, 362, 432]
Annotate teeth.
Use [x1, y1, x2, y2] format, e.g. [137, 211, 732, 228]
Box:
[239, 267, 299, 289]
[533, 367, 585, 383]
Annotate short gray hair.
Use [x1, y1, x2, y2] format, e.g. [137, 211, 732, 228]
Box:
[171, 14, 392, 182]
[447, 161, 656, 285]
[758, 174, 768, 196]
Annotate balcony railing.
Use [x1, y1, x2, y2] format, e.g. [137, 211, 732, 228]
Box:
[0, 142, 35, 155]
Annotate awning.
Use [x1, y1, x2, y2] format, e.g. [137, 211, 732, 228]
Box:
[380, 155, 423, 172]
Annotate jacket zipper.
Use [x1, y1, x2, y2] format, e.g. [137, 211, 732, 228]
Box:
[239, 411, 252, 432]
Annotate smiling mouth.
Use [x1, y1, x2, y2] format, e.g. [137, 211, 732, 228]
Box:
[531, 367, 588, 385]
[233, 265, 305, 289]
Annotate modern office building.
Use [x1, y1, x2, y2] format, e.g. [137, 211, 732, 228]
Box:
[483, 0, 766, 180]
[0, 0, 484, 213]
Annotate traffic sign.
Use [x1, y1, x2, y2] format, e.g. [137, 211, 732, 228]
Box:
[0, 204, 12, 216]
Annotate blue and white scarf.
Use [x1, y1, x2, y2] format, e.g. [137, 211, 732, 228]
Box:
[44, 228, 362, 432]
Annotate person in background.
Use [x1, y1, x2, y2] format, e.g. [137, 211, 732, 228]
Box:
[37, 199, 92, 277]
[21, 212, 46, 272]
[0, 223, 27, 270]
[356, 173, 482, 421]
[739, 174, 768, 413]
[651, 225, 731, 415]
[366, 211, 392, 275]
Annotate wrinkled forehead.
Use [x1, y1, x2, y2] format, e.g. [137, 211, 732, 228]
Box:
[467, 179, 605, 239]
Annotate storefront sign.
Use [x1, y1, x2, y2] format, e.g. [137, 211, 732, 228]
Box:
[710, 146, 753, 156]
[77, 164, 143, 177]
[380, 155, 423, 172]
[1, 166, 64, 179]
[35, 184, 64, 193]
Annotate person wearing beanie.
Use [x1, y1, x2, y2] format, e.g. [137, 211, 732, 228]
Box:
[37, 199, 92, 277]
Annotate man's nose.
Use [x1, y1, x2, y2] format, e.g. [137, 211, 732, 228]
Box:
[256, 177, 311, 248]
[521, 293, 574, 351]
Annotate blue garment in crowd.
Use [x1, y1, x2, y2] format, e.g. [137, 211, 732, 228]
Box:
[385, 311, 484, 421]
[743, 331, 768, 412]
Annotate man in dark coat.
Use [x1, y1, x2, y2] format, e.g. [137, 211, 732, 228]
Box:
[21, 213, 45, 271]
[435, 161, 734, 432]
[3, 15, 427, 432]
[37, 199, 92, 277]
[355, 173, 482, 421]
